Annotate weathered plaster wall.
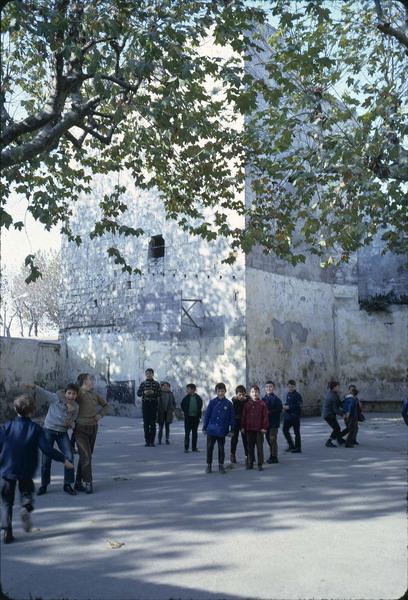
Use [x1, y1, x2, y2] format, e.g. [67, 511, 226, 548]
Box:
[245, 268, 407, 413]
[0, 337, 65, 421]
[357, 239, 408, 303]
[60, 173, 247, 412]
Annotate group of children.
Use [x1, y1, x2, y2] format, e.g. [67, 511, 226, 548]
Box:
[137, 369, 305, 473]
[0, 373, 110, 543]
[0, 367, 365, 544]
[134, 369, 367, 474]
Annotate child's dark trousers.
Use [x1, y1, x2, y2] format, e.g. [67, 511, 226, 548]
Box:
[184, 416, 200, 451]
[231, 423, 248, 459]
[158, 421, 170, 443]
[246, 431, 264, 466]
[324, 416, 344, 443]
[1, 478, 34, 531]
[206, 435, 225, 465]
[282, 417, 301, 450]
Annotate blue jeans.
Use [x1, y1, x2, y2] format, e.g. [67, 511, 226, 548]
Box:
[41, 429, 74, 486]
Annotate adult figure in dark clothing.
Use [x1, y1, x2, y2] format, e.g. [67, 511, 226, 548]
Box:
[137, 368, 161, 447]
[181, 383, 203, 452]
[322, 381, 345, 448]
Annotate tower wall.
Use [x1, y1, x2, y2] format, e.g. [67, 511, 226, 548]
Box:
[60, 172, 246, 413]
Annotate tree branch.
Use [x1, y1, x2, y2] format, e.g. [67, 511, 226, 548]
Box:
[78, 121, 118, 145]
[377, 20, 408, 49]
[1, 98, 100, 168]
[100, 75, 143, 93]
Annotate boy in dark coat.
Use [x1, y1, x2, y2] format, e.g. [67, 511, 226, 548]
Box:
[322, 381, 345, 448]
[0, 395, 74, 544]
[157, 381, 176, 444]
[203, 383, 234, 474]
[241, 385, 269, 471]
[230, 385, 249, 464]
[282, 380, 303, 453]
[181, 383, 203, 453]
[262, 381, 283, 464]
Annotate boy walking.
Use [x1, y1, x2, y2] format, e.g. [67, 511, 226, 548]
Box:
[262, 381, 283, 464]
[181, 383, 203, 453]
[157, 381, 176, 444]
[74, 373, 111, 494]
[0, 395, 74, 544]
[282, 380, 303, 453]
[342, 385, 360, 447]
[230, 385, 249, 464]
[322, 381, 345, 448]
[137, 368, 161, 447]
[241, 385, 268, 471]
[203, 383, 234, 473]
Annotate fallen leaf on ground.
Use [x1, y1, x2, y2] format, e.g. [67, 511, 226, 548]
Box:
[113, 476, 129, 481]
[106, 540, 125, 549]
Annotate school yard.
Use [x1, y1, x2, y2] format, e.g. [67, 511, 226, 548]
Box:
[1, 414, 406, 600]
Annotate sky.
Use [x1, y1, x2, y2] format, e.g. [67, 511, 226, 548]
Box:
[1, 194, 61, 273]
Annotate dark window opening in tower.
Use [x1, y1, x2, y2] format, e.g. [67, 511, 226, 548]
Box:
[148, 235, 165, 259]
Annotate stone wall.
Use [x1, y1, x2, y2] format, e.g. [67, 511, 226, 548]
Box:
[0, 337, 65, 421]
[245, 268, 407, 413]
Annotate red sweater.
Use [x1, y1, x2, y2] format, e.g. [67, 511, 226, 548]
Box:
[241, 399, 269, 432]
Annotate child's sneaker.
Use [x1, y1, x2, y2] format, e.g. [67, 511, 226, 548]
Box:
[84, 482, 93, 494]
[205, 465, 212, 474]
[218, 465, 226, 474]
[20, 508, 32, 532]
[3, 528, 14, 544]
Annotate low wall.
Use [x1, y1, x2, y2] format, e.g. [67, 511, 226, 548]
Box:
[0, 337, 65, 421]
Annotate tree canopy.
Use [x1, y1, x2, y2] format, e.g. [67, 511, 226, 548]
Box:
[243, 0, 408, 265]
[1, 0, 407, 277]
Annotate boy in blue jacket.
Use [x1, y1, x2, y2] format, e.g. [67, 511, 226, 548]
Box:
[282, 380, 303, 453]
[203, 383, 235, 474]
[0, 395, 74, 544]
[342, 386, 359, 447]
[262, 381, 283, 463]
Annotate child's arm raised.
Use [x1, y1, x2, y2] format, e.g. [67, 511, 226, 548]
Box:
[25, 384, 59, 405]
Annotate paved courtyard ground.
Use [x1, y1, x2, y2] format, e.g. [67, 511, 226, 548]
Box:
[0, 413, 406, 600]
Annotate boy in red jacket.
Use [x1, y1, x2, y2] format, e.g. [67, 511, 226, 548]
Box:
[241, 385, 269, 471]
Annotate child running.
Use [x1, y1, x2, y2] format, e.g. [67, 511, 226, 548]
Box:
[241, 385, 269, 471]
[322, 381, 345, 448]
[23, 382, 79, 496]
[203, 383, 234, 474]
[0, 395, 74, 544]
